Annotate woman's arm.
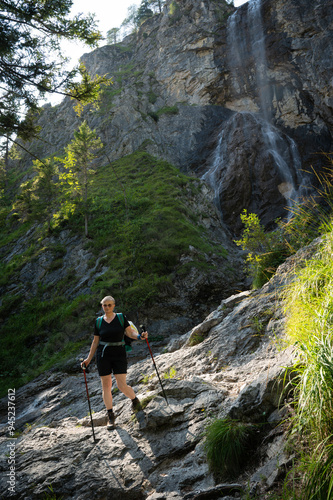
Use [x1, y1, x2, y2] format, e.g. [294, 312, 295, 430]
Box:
[81, 335, 100, 368]
[125, 325, 148, 340]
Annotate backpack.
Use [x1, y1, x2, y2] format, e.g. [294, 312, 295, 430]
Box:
[96, 313, 136, 352]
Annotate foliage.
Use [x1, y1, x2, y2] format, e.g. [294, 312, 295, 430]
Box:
[68, 64, 111, 117]
[106, 0, 164, 42]
[302, 440, 333, 500]
[0, 294, 91, 397]
[139, 394, 157, 409]
[168, 0, 182, 23]
[59, 121, 104, 236]
[203, 418, 254, 478]
[163, 366, 177, 379]
[283, 223, 333, 499]
[213, 0, 235, 25]
[83, 151, 224, 311]
[12, 158, 60, 226]
[136, 0, 154, 25]
[106, 27, 121, 45]
[188, 330, 206, 346]
[284, 230, 333, 440]
[42, 484, 63, 500]
[282, 158, 333, 252]
[149, 0, 164, 13]
[0, 0, 105, 140]
[121, 4, 139, 37]
[234, 209, 286, 288]
[149, 105, 179, 122]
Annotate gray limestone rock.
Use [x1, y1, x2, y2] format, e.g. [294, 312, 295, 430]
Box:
[0, 241, 318, 499]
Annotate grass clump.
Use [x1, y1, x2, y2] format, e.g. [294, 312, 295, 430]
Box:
[188, 331, 206, 346]
[203, 418, 254, 478]
[285, 232, 333, 440]
[139, 394, 156, 410]
[163, 366, 177, 379]
[282, 225, 333, 499]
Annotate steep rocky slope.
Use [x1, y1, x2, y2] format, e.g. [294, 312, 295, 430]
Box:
[0, 240, 319, 499]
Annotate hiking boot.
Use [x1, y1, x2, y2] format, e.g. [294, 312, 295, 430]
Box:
[107, 409, 115, 429]
[131, 397, 142, 412]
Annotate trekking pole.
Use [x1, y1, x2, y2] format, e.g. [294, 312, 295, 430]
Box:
[81, 362, 97, 443]
[140, 325, 169, 406]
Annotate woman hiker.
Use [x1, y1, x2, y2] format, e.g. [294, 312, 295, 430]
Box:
[81, 295, 148, 429]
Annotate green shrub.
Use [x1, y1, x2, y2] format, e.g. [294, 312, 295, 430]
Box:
[203, 418, 253, 478]
[234, 209, 287, 288]
[168, 0, 181, 23]
[163, 366, 177, 379]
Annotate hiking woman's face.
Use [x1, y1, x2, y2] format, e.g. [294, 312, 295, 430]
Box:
[102, 302, 115, 314]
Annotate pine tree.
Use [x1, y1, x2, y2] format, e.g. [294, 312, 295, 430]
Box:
[31, 158, 60, 231]
[136, 1, 154, 25]
[63, 122, 103, 237]
[148, 0, 164, 13]
[0, 0, 105, 141]
[107, 28, 120, 45]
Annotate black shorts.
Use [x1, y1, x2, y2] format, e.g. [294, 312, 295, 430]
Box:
[96, 346, 127, 376]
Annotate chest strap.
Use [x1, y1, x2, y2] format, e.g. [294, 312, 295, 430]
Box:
[99, 340, 125, 357]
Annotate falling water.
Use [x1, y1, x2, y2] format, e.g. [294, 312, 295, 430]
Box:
[204, 0, 308, 213]
[201, 130, 225, 212]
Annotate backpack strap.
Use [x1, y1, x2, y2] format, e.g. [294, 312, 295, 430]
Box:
[96, 314, 124, 331]
[117, 313, 125, 329]
[96, 316, 103, 331]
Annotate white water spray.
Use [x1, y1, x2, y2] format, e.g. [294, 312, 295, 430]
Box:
[204, 0, 309, 212]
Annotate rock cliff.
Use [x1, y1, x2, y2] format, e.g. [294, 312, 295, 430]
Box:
[19, 0, 333, 232]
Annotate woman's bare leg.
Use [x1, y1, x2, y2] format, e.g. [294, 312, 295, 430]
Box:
[114, 373, 136, 399]
[100, 374, 113, 410]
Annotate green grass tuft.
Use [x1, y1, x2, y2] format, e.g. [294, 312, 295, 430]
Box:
[203, 418, 253, 478]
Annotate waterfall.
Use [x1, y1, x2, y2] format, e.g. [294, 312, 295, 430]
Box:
[201, 130, 225, 212]
[203, 0, 309, 218]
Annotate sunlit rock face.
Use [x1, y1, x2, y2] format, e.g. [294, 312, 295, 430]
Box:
[22, 0, 333, 231]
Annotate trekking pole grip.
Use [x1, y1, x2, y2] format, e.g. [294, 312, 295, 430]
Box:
[80, 358, 89, 373]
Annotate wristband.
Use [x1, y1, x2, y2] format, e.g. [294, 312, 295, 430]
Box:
[137, 334, 142, 340]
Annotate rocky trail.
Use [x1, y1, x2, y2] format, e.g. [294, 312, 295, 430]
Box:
[0, 242, 316, 500]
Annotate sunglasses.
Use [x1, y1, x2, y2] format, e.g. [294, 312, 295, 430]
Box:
[102, 303, 114, 307]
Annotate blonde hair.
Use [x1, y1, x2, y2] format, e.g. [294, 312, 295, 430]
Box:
[100, 295, 115, 305]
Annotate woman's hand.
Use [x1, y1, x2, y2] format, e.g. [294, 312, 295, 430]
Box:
[81, 358, 90, 369]
[140, 331, 148, 339]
